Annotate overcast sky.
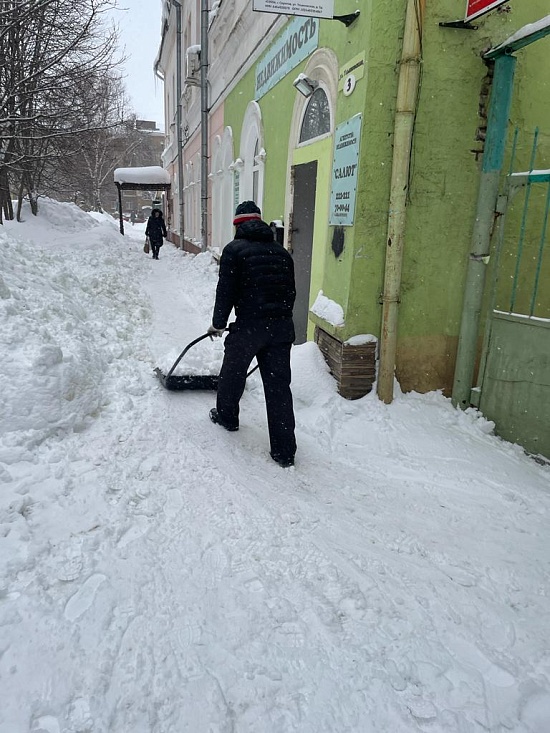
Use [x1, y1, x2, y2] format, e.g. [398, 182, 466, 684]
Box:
[109, 0, 165, 128]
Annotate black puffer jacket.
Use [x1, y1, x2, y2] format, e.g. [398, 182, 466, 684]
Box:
[212, 220, 296, 330]
[145, 209, 167, 243]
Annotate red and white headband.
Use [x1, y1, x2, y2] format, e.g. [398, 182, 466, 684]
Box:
[233, 212, 261, 226]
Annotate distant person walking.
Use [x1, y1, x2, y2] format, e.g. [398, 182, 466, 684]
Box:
[145, 208, 167, 260]
[208, 201, 297, 468]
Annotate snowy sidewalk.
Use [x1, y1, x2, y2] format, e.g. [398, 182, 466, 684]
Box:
[1, 202, 549, 732]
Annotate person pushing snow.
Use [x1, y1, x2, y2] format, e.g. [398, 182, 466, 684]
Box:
[208, 201, 297, 468]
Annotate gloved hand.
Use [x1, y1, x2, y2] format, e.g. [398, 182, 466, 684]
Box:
[207, 324, 224, 339]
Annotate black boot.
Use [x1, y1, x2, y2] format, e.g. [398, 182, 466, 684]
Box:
[209, 408, 239, 431]
[270, 452, 295, 468]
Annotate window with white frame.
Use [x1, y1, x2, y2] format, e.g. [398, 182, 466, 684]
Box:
[184, 162, 193, 240]
[239, 101, 265, 209]
[211, 135, 223, 248]
[192, 152, 201, 243]
[220, 127, 234, 246]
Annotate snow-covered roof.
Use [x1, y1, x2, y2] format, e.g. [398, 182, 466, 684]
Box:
[114, 166, 170, 186]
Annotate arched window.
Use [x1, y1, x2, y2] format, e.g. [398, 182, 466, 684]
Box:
[184, 162, 193, 240]
[299, 87, 331, 144]
[210, 128, 235, 249]
[192, 153, 201, 243]
[252, 139, 260, 203]
[240, 101, 265, 209]
[211, 135, 223, 248]
[220, 127, 234, 246]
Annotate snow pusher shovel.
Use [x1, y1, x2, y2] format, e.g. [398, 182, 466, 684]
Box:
[154, 332, 258, 391]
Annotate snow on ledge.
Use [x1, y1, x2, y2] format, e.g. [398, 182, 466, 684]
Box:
[310, 291, 345, 327]
[114, 166, 170, 185]
[490, 14, 550, 53]
[345, 334, 378, 346]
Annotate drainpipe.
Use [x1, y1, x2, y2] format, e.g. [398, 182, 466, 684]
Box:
[171, 0, 185, 249]
[377, 0, 425, 404]
[451, 54, 516, 408]
[200, 0, 209, 252]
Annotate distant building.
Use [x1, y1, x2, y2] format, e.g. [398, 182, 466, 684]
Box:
[106, 120, 166, 219]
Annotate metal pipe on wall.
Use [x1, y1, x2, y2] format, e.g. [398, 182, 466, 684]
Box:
[200, 0, 209, 252]
[451, 54, 517, 408]
[377, 0, 425, 404]
[171, 0, 185, 249]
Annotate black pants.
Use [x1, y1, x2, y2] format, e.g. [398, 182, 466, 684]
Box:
[151, 239, 162, 258]
[216, 319, 296, 461]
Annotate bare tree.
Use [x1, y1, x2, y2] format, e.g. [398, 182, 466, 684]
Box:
[0, 0, 121, 220]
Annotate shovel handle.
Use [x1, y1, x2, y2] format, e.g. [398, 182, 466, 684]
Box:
[166, 332, 214, 378]
[165, 331, 260, 380]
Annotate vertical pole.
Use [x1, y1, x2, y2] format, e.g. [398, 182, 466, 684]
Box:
[510, 128, 538, 311]
[174, 0, 185, 249]
[451, 54, 517, 408]
[200, 0, 209, 252]
[530, 182, 550, 316]
[117, 184, 124, 235]
[377, 0, 424, 404]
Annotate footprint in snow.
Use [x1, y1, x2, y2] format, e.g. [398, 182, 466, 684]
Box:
[117, 517, 149, 548]
[64, 573, 106, 622]
[31, 716, 60, 733]
[164, 488, 184, 520]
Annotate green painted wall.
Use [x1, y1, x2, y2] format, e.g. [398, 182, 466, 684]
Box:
[222, 0, 550, 393]
[395, 1, 550, 391]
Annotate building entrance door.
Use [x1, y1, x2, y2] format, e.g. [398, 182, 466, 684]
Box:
[291, 161, 317, 344]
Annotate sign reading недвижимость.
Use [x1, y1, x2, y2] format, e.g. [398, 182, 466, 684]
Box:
[253, 0, 334, 19]
[329, 114, 362, 226]
[254, 16, 319, 100]
[465, 0, 508, 21]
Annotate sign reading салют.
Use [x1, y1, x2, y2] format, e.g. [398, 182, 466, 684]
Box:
[465, 0, 508, 21]
[253, 0, 334, 19]
[329, 114, 362, 227]
[254, 15, 319, 99]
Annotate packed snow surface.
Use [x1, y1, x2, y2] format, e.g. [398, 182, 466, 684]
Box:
[1, 200, 549, 732]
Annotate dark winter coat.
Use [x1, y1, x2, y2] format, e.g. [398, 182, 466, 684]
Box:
[145, 209, 167, 244]
[212, 219, 296, 330]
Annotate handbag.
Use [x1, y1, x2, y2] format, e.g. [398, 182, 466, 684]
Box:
[144, 236, 150, 254]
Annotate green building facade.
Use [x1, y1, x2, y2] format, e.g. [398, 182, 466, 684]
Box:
[202, 0, 550, 455]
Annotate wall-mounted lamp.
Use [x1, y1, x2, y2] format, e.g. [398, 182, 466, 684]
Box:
[292, 73, 319, 98]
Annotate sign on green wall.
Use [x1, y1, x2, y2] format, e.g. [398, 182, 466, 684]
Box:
[329, 114, 362, 226]
[254, 16, 319, 100]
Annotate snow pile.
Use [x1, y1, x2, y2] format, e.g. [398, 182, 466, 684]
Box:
[345, 333, 377, 345]
[0, 200, 150, 455]
[310, 289, 345, 326]
[19, 197, 100, 232]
